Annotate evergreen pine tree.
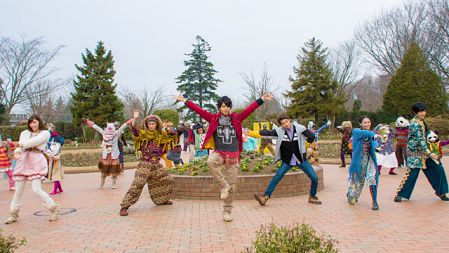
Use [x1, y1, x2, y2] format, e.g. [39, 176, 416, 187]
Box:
[383, 42, 447, 116]
[70, 41, 124, 127]
[286, 38, 346, 122]
[176, 36, 221, 121]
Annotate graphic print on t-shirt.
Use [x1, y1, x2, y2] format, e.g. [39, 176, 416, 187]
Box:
[217, 125, 237, 144]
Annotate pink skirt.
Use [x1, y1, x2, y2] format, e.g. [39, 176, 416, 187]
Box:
[13, 151, 48, 181]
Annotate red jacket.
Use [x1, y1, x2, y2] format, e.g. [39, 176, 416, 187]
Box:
[185, 99, 264, 153]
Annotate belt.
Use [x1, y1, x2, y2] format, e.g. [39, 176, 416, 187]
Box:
[25, 147, 43, 153]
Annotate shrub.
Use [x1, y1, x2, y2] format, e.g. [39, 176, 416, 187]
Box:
[0, 126, 27, 140]
[0, 229, 26, 253]
[244, 223, 338, 253]
[426, 115, 449, 137]
[153, 109, 179, 126]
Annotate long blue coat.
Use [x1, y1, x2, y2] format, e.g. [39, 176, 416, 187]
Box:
[348, 128, 379, 181]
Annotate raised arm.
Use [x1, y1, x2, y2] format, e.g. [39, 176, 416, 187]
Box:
[352, 128, 376, 141]
[440, 139, 449, 147]
[302, 129, 316, 143]
[84, 119, 104, 135]
[237, 99, 264, 121]
[175, 95, 214, 122]
[237, 94, 273, 121]
[118, 122, 128, 134]
[316, 120, 331, 134]
[259, 128, 278, 137]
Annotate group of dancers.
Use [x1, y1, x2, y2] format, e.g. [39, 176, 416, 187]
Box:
[2, 95, 448, 223]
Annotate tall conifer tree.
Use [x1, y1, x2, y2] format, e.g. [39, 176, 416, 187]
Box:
[176, 36, 221, 121]
[70, 41, 124, 127]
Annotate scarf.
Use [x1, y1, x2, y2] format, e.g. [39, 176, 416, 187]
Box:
[103, 123, 117, 142]
[133, 129, 178, 155]
[219, 115, 232, 126]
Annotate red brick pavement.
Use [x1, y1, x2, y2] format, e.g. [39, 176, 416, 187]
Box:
[1, 158, 449, 253]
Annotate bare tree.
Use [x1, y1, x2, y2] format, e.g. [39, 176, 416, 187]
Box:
[344, 74, 390, 111]
[0, 37, 62, 124]
[426, 0, 449, 82]
[120, 86, 167, 118]
[241, 64, 282, 120]
[23, 79, 65, 122]
[354, 0, 447, 82]
[330, 40, 362, 88]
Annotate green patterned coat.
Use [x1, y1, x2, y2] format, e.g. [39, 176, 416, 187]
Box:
[407, 116, 431, 169]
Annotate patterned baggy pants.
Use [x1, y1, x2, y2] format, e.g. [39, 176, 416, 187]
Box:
[120, 160, 174, 209]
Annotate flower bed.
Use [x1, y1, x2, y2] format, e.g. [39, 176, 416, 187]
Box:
[171, 151, 324, 200]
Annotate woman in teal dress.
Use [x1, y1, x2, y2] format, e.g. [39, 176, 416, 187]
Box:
[347, 116, 381, 210]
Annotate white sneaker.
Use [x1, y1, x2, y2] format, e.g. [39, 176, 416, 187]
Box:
[223, 212, 233, 222]
[220, 186, 230, 199]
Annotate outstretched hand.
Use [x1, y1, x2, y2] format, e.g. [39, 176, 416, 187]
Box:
[261, 93, 274, 101]
[125, 118, 135, 127]
[174, 94, 187, 103]
[83, 118, 94, 127]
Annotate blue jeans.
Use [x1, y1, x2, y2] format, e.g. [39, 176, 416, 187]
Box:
[264, 160, 318, 197]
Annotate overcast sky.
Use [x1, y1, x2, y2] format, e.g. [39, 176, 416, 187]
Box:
[3, 0, 405, 110]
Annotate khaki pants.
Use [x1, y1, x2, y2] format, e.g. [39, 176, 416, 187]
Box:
[207, 152, 239, 213]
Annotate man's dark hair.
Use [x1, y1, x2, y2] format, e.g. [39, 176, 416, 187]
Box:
[277, 114, 290, 124]
[217, 96, 232, 109]
[412, 102, 426, 114]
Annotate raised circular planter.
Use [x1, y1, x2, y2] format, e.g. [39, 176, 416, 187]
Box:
[172, 166, 324, 200]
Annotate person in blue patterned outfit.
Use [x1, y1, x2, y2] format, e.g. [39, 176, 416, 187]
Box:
[394, 102, 449, 202]
[347, 116, 382, 210]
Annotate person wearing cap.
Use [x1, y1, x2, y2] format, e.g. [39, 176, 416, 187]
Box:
[119, 115, 178, 216]
[175, 93, 273, 222]
[394, 102, 449, 202]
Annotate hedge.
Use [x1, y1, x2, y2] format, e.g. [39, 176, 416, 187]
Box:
[0, 125, 27, 140]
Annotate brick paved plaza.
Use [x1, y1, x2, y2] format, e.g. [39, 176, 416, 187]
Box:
[1, 157, 449, 253]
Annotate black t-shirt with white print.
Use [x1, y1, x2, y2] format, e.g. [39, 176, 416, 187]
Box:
[213, 121, 239, 152]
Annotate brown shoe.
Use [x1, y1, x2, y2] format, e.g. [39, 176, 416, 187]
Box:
[119, 208, 128, 216]
[254, 193, 269, 206]
[308, 195, 322, 204]
[161, 200, 173, 205]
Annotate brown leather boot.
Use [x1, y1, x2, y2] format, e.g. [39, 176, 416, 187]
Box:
[254, 193, 270, 206]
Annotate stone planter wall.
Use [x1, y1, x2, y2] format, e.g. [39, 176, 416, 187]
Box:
[172, 166, 324, 200]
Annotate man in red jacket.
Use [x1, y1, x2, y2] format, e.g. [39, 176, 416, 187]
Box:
[176, 94, 273, 222]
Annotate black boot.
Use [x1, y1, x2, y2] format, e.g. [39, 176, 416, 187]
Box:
[394, 195, 403, 202]
[370, 185, 379, 210]
[438, 194, 449, 201]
